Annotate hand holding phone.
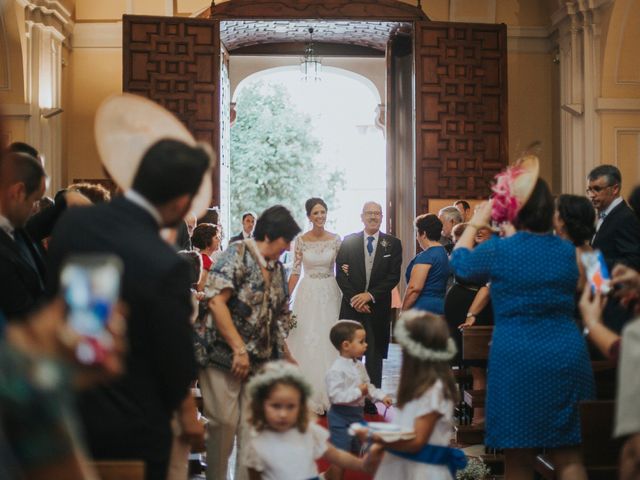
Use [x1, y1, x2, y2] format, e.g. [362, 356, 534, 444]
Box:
[580, 250, 611, 295]
[61, 254, 123, 365]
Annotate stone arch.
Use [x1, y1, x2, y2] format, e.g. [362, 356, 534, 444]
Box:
[231, 64, 382, 104]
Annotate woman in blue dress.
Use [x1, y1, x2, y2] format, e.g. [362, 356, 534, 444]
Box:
[401, 213, 449, 313]
[450, 176, 594, 480]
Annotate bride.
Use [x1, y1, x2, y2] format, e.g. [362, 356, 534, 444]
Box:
[287, 197, 342, 414]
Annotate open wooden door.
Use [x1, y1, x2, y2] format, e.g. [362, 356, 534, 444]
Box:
[123, 15, 221, 205]
[414, 22, 508, 213]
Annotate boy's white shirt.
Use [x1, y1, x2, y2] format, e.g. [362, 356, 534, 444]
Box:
[325, 356, 386, 406]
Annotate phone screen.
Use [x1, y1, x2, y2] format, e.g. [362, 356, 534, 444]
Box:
[61, 254, 123, 365]
[580, 250, 611, 295]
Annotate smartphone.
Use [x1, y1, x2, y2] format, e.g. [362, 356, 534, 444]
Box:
[60, 254, 123, 365]
[580, 250, 611, 295]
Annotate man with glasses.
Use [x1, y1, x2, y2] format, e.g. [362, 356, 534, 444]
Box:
[335, 202, 402, 413]
[587, 164, 640, 332]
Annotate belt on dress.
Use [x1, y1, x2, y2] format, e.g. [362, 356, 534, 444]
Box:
[452, 280, 481, 292]
[388, 444, 467, 477]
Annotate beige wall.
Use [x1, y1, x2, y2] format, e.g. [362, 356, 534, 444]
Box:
[600, 0, 640, 197]
[0, 2, 27, 144]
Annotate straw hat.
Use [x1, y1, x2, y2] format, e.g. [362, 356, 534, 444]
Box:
[491, 153, 540, 224]
[94, 93, 214, 216]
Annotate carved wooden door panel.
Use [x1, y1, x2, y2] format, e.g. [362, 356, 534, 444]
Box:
[123, 15, 221, 204]
[414, 21, 508, 213]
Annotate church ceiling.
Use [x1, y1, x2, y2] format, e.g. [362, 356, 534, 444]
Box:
[219, 20, 407, 51]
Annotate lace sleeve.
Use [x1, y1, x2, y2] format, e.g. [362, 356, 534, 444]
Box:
[291, 237, 303, 276]
[332, 234, 342, 271]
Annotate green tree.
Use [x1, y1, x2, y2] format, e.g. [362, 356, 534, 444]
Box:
[230, 81, 344, 230]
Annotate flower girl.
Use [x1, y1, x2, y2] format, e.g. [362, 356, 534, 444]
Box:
[370, 310, 467, 479]
[245, 361, 374, 480]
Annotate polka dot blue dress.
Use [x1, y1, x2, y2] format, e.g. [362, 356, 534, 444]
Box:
[450, 232, 595, 449]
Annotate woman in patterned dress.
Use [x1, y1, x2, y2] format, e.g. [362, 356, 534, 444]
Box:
[194, 205, 300, 480]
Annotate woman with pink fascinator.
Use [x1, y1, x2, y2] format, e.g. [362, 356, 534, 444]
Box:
[450, 153, 594, 480]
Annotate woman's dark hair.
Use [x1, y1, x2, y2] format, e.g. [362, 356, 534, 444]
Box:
[177, 250, 202, 287]
[513, 178, 554, 233]
[396, 312, 458, 408]
[191, 223, 218, 250]
[415, 213, 442, 241]
[305, 197, 327, 217]
[556, 194, 596, 246]
[250, 379, 309, 433]
[253, 205, 301, 242]
[629, 186, 640, 221]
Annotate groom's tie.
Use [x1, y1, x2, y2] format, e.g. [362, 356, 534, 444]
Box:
[367, 236, 374, 256]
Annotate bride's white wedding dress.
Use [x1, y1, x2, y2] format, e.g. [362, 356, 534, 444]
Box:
[287, 235, 342, 414]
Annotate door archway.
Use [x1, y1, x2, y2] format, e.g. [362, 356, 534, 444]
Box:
[122, 0, 508, 252]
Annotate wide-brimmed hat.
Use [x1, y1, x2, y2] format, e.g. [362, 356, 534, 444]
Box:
[491, 152, 540, 224]
[94, 93, 214, 216]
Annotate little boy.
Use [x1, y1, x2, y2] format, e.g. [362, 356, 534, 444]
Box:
[324, 320, 392, 480]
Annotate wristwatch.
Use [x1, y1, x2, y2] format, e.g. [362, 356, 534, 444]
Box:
[466, 312, 476, 318]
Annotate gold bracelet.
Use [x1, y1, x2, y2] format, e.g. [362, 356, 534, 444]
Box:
[234, 346, 248, 356]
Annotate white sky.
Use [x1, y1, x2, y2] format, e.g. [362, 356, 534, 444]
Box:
[235, 67, 386, 237]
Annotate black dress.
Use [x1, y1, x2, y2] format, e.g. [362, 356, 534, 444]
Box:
[444, 276, 493, 366]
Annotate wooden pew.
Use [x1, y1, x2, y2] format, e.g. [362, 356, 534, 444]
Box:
[91, 460, 145, 480]
[455, 326, 493, 444]
[462, 326, 493, 361]
[535, 400, 623, 479]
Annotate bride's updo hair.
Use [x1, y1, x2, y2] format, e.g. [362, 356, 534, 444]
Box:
[305, 197, 327, 217]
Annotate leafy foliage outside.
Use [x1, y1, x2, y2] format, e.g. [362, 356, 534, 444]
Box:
[230, 81, 345, 230]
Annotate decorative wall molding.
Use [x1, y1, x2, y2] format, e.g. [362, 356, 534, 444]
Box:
[1, 103, 31, 117]
[14, 0, 72, 193]
[597, 97, 640, 112]
[0, 13, 10, 90]
[72, 22, 122, 48]
[550, 0, 613, 29]
[550, 0, 611, 194]
[17, 0, 73, 47]
[507, 26, 552, 53]
[613, 128, 640, 172]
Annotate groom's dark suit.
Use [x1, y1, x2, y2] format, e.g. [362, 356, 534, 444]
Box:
[336, 231, 402, 386]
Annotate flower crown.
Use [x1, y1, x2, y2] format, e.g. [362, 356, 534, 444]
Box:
[394, 310, 457, 362]
[247, 361, 313, 399]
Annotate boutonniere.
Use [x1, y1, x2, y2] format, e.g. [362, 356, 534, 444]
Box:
[380, 239, 390, 250]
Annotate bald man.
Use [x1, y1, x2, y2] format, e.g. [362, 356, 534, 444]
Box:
[335, 201, 402, 399]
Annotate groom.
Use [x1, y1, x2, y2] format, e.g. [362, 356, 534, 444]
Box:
[336, 202, 402, 398]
